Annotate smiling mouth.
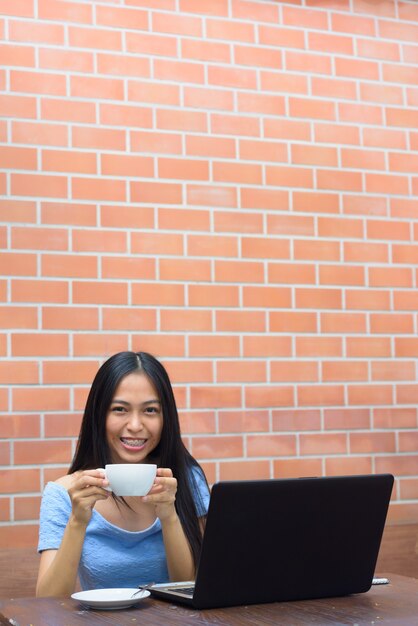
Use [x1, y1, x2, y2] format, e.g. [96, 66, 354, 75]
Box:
[120, 438, 147, 449]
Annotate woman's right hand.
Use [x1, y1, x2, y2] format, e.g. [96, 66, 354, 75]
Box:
[67, 469, 110, 526]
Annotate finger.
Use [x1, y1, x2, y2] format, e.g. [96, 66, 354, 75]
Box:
[156, 468, 173, 478]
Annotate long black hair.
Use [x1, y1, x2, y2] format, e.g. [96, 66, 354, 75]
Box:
[69, 351, 209, 570]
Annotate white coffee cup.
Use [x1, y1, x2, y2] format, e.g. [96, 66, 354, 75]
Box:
[97, 464, 157, 496]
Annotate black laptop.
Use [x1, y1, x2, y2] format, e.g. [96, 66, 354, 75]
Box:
[150, 474, 394, 609]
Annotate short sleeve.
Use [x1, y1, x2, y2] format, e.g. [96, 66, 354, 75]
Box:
[189, 465, 210, 517]
[38, 482, 72, 553]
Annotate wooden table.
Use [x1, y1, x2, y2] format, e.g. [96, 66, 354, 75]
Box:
[1, 574, 418, 626]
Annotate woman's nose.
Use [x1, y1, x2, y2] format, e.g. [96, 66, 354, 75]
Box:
[127, 411, 144, 431]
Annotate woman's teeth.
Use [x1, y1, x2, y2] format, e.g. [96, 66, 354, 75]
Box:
[120, 438, 146, 447]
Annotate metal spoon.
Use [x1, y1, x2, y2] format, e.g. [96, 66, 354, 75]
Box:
[131, 581, 155, 598]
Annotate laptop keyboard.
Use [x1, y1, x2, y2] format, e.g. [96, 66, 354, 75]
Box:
[170, 586, 195, 596]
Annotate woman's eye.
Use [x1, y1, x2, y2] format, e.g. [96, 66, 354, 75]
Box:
[112, 406, 126, 413]
[145, 406, 159, 415]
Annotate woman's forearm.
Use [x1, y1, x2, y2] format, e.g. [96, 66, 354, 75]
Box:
[36, 516, 87, 597]
[160, 513, 195, 581]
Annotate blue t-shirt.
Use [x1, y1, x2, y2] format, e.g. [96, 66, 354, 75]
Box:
[38, 466, 210, 590]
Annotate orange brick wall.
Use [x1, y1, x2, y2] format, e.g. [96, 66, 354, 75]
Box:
[1, 0, 418, 547]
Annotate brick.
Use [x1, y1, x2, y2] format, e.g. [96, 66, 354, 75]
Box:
[102, 307, 156, 330]
[187, 185, 237, 208]
[268, 262, 315, 285]
[182, 39, 230, 63]
[245, 385, 294, 408]
[100, 206, 154, 230]
[12, 226, 68, 251]
[369, 267, 412, 288]
[42, 149, 96, 174]
[271, 360, 318, 383]
[10, 20, 64, 44]
[326, 457, 373, 476]
[72, 126, 125, 151]
[0, 361, 38, 384]
[375, 408, 417, 429]
[132, 283, 184, 306]
[73, 333, 129, 357]
[348, 384, 393, 405]
[154, 59, 205, 84]
[0, 469, 40, 495]
[128, 81, 180, 106]
[372, 360, 415, 382]
[213, 161, 261, 184]
[41, 98, 95, 123]
[100, 103, 152, 128]
[295, 336, 342, 357]
[180, 411, 216, 434]
[72, 177, 126, 202]
[206, 18, 254, 42]
[12, 387, 70, 411]
[235, 44, 282, 70]
[393, 244, 418, 264]
[190, 386, 241, 408]
[159, 207, 209, 231]
[341, 148, 386, 171]
[71, 75, 124, 100]
[289, 97, 336, 120]
[366, 173, 409, 196]
[317, 170, 362, 192]
[191, 435, 243, 459]
[161, 309, 212, 331]
[153, 11, 202, 36]
[216, 360, 267, 383]
[315, 122, 360, 145]
[0, 0, 33, 18]
[370, 313, 414, 334]
[208, 65, 257, 90]
[11, 70, 66, 96]
[273, 409, 321, 432]
[39, 48, 94, 72]
[216, 310, 266, 332]
[131, 232, 183, 255]
[0, 200, 36, 222]
[160, 258, 211, 281]
[188, 285, 239, 307]
[189, 335, 240, 357]
[391, 198, 418, 219]
[41, 201, 97, 226]
[264, 118, 310, 141]
[321, 312, 366, 334]
[319, 265, 365, 286]
[294, 239, 340, 261]
[165, 361, 213, 384]
[323, 360, 368, 382]
[131, 131, 182, 155]
[159, 157, 208, 181]
[345, 289, 390, 311]
[11, 174, 68, 199]
[232, 0, 278, 22]
[12, 332, 69, 355]
[296, 288, 342, 310]
[38, 0, 92, 22]
[72, 229, 127, 253]
[286, 51, 332, 75]
[259, 25, 305, 49]
[73, 281, 127, 305]
[0, 43, 35, 67]
[219, 461, 270, 481]
[343, 195, 387, 216]
[42, 253, 97, 279]
[344, 241, 388, 263]
[270, 311, 317, 333]
[324, 408, 370, 430]
[348, 337, 392, 358]
[261, 70, 308, 95]
[335, 57, 379, 80]
[101, 257, 155, 280]
[291, 144, 338, 167]
[375, 455, 418, 476]
[0, 95, 37, 119]
[247, 434, 296, 457]
[102, 154, 153, 178]
[274, 458, 323, 479]
[215, 211, 263, 234]
[0, 413, 40, 439]
[243, 286, 291, 308]
[96, 5, 148, 29]
[12, 121, 68, 147]
[42, 308, 97, 331]
[69, 26, 121, 50]
[14, 440, 72, 465]
[15, 496, 42, 521]
[180, 0, 228, 16]
[297, 385, 345, 408]
[12, 279, 68, 304]
[184, 87, 234, 112]
[0, 253, 37, 276]
[242, 236, 290, 260]
[219, 410, 269, 433]
[300, 433, 347, 455]
[0, 306, 38, 330]
[394, 291, 418, 311]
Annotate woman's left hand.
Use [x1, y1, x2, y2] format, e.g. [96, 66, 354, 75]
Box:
[143, 468, 177, 522]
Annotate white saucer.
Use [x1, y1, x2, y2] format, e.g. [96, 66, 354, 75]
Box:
[71, 588, 151, 610]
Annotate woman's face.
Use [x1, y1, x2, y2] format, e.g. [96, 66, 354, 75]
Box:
[106, 371, 163, 464]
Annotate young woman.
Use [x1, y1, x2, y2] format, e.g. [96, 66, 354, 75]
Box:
[36, 351, 210, 597]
